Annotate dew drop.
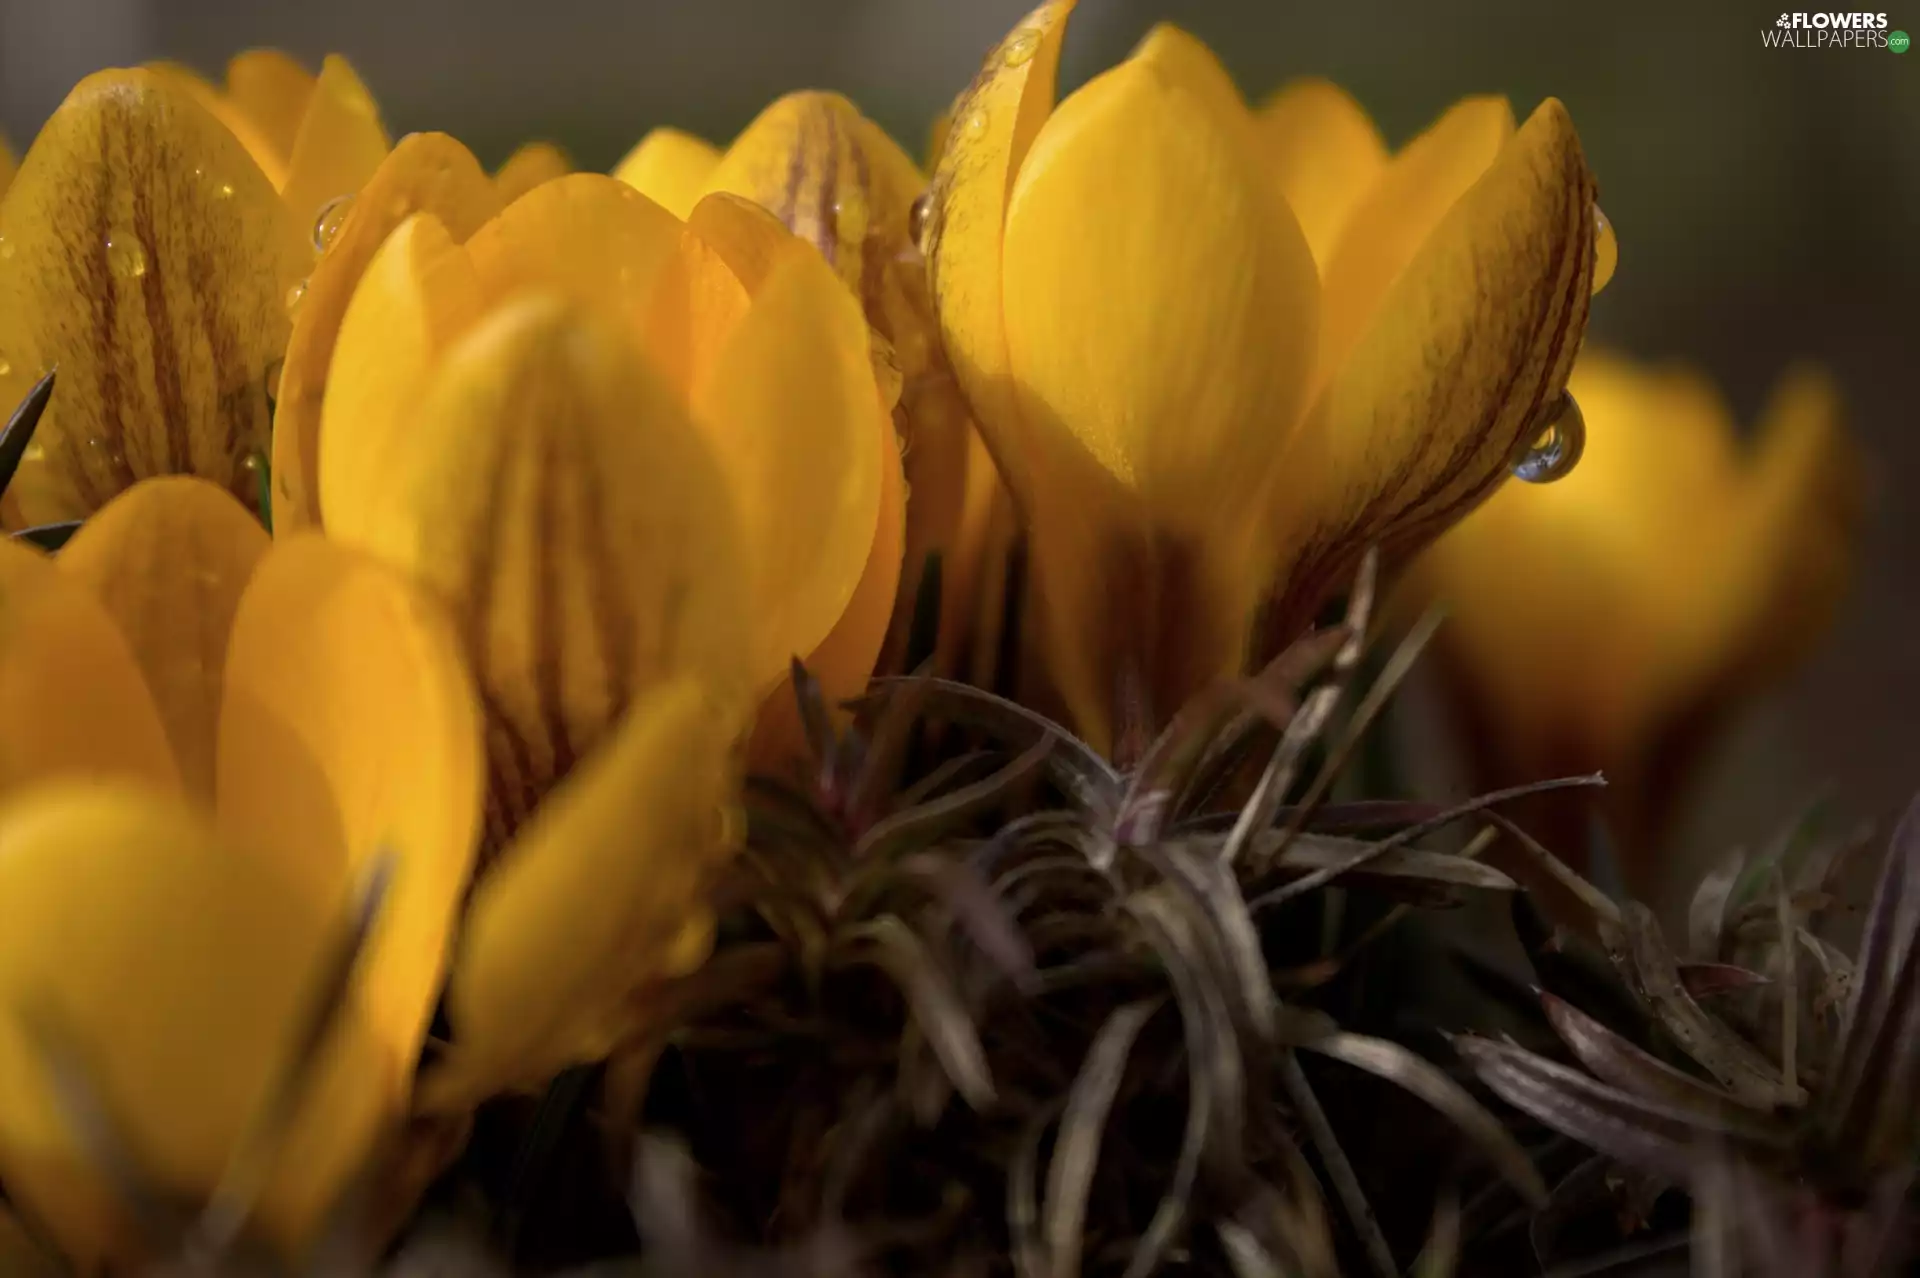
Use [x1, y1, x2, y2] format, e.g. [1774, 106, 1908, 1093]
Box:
[1509, 390, 1585, 484]
[1591, 203, 1617, 295]
[1002, 29, 1040, 67]
[105, 228, 149, 279]
[908, 191, 933, 246]
[286, 279, 308, 315]
[963, 109, 990, 139]
[21, 443, 44, 463]
[313, 194, 355, 254]
[216, 180, 236, 200]
[0, 235, 13, 260]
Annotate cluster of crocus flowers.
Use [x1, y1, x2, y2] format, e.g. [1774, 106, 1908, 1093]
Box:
[921, 0, 1609, 759]
[0, 56, 392, 532]
[1403, 350, 1861, 889]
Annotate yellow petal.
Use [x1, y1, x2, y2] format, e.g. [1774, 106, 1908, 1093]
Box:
[273, 133, 501, 532]
[0, 538, 180, 798]
[279, 55, 390, 228]
[1255, 77, 1388, 271]
[434, 677, 737, 1106]
[1272, 99, 1596, 635]
[218, 532, 483, 1089]
[924, 0, 1077, 508]
[0, 69, 306, 526]
[1316, 95, 1514, 387]
[330, 295, 750, 847]
[1593, 203, 1618, 294]
[225, 50, 317, 167]
[752, 394, 906, 761]
[463, 173, 683, 338]
[0, 782, 388, 1265]
[318, 212, 485, 535]
[693, 244, 887, 690]
[58, 477, 269, 806]
[494, 140, 573, 203]
[611, 126, 721, 219]
[143, 60, 290, 189]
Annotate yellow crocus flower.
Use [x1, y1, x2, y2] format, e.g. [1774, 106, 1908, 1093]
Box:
[0, 476, 480, 1266]
[1405, 350, 1861, 885]
[0, 56, 391, 529]
[275, 135, 902, 766]
[925, 0, 1601, 756]
[617, 93, 997, 676]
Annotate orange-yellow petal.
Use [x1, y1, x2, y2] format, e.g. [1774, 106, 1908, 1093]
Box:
[217, 532, 484, 1089]
[692, 244, 888, 690]
[143, 60, 290, 189]
[327, 295, 751, 845]
[1316, 95, 1514, 387]
[494, 140, 573, 202]
[1255, 77, 1388, 271]
[0, 539, 180, 798]
[58, 477, 269, 805]
[0, 69, 307, 526]
[611, 126, 721, 219]
[274, 132, 501, 532]
[0, 782, 388, 1265]
[317, 212, 486, 535]
[225, 50, 316, 166]
[432, 677, 738, 1106]
[279, 55, 390, 229]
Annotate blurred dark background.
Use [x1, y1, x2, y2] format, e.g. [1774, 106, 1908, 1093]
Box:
[4, 0, 1916, 886]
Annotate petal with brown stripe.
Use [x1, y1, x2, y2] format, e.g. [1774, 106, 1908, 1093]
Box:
[274, 132, 500, 532]
[330, 294, 750, 848]
[0, 69, 307, 527]
[59, 477, 270, 805]
[1268, 98, 1597, 638]
[431, 676, 737, 1107]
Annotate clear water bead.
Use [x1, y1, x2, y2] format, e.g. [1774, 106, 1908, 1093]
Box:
[1509, 390, 1586, 484]
[105, 228, 149, 278]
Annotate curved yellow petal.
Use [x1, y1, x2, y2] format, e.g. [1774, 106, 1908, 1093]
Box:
[331, 295, 750, 848]
[143, 60, 290, 189]
[225, 50, 316, 167]
[0, 782, 388, 1265]
[925, 0, 1077, 508]
[434, 677, 737, 1106]
[273, 133, 500, 532]
[0, 69, 306, 526]
[494, 140, 573, 203]
[1593, 203, 1618, 294]
[1272, 99, 1596, 637]
[693, 244, 886, 690]
[279, 55, 390, 228]
[1256, 77, 1388, 271]
[612, 126, 721, 219]
[318, 212, 485, 535]
[463, 173, 683, 337]
[639, 193, 775, 400]
[218, 532, 483, 1088]
[0, 539, 180, 798]
[1316, 95, 1514, 387]
[58, 477, 269, 805]
[752, 395, 906, 761]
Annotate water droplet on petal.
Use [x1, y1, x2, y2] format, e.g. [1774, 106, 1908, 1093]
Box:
[21, 443, 43, 463]
[0, 235, 13, 260]
[105, 228, 149, 278]
[908, 191, 933, 246]
[286, 279, 308, 315]
[216, 180, 236, 200]
[313, 194, 355, 254]
[1002, 29, 1040, 67]
[1592, 204, 1617, 295]
[1509, 390, 1586, 484]
[963, 109, 990, 139]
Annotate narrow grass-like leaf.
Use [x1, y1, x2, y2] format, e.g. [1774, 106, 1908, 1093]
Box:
[1042, 1001, 1157, 1278]
[835, 917, 994, 1110]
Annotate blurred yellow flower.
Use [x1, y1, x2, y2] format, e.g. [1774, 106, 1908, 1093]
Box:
[618, 92, 997, 676]
[0, 477, 479, 1265]
[1405, 350, 1861, 881]
[0, 56, 390, 528]
[493, 139, 574, 202]
[923, 0, 1603, 756]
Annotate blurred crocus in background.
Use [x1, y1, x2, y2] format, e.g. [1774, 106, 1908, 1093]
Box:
[1403, 349, 1863, 897]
